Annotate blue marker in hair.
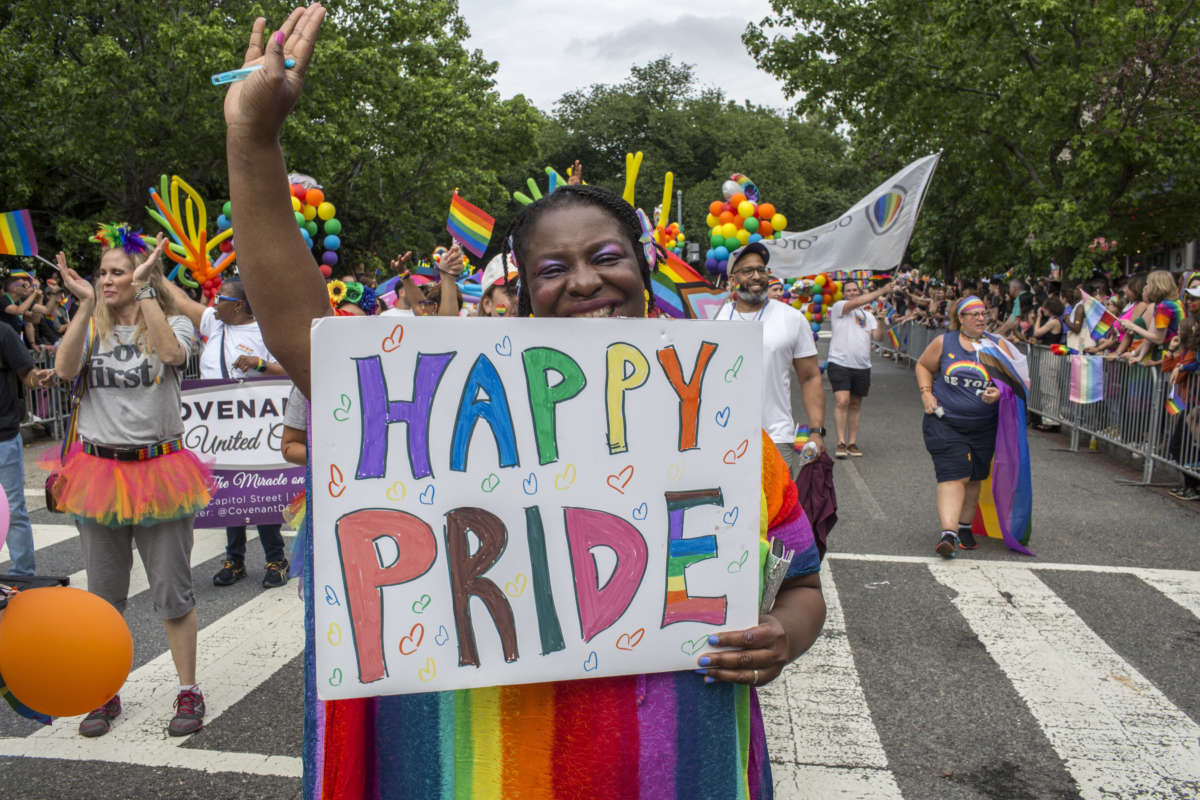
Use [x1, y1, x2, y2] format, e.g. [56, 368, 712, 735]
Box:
[211, 59, 296, 86]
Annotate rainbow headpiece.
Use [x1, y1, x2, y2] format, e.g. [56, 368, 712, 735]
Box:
[92, 223, 150, 256]
[956, 295, 985, 316]
[729, 173, 758, 202]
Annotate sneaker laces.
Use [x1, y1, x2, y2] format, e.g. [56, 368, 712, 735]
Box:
[265, 561, 284, 573]
[174, 690, 202, 716]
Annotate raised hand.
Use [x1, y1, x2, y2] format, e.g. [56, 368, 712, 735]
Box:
[438, 243, 464, 278]
[390, 251, 413, 272]
[56, 252, 94, 303]
[133, 234, 168, 286]
[223, 5, 327, 143]
[567, 160, 583, 185]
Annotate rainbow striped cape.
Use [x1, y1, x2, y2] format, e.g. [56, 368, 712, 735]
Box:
[301, 432, 819, 799]
[971, 334, 1034, 555]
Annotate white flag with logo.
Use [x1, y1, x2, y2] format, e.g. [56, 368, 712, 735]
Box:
[760, 153, 940, 278]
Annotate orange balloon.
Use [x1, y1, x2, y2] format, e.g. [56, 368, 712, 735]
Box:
[758, 203, 776, 220]
[733, 214, 745, 229]
[0, 587, 132, 717]
[305, 188, 325, 207]
[718, 211, 735, 225]
[708, 201, 723, 216]
[730, 192, 747, 208]
[759, 221, 773, 237]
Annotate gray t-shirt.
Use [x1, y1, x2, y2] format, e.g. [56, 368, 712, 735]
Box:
[282, 384, 308, 432]
[77, 315, 197, 446]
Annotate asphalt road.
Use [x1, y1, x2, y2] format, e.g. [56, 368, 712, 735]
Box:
[1, 345, 1197, 799]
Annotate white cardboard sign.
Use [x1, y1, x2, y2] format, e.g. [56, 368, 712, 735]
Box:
[310, 317, 762, 698]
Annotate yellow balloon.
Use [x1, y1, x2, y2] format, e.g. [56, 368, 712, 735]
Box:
[302, 204, 317, 221]
[706, 213, 718, 228]
[771, 213, 787, 231]
[737, 200, 756, 219]
[676, 233, 685, 243]
[317, 201, 336, 221]
[291, 196, 301, 212]
[721, 223, 737, 238]
[736, 229, 750, 245]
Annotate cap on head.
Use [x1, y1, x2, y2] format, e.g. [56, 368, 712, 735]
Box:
[730, 242, 770, 270]
[481, 253, 518, 296]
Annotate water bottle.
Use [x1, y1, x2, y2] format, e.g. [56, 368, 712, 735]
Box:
[798, 439, 820, 467]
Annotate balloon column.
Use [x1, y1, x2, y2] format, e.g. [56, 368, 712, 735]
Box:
[703, 173, 788, 275]
[652, 171, 686, 255]
[287, 174, 343, 278]
[781, 273, 844, 334]
[145, 175, 235, 301]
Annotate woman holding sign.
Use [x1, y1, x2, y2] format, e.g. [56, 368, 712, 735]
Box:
[222, 7, 825, 798]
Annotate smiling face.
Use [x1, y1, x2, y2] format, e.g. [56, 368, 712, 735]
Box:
[521, 204, 646, 319]
[730, 252, 770, 304]
[97, 249, 137, 310]
[843, 282, 863, 300]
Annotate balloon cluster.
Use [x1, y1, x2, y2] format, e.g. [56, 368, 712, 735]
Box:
[777, 274, 844, 333]
[655, 220, 685, 253]
[286, 177, 343, 278]
[146, 174, 234, 301]
[704, 174, 788, 274]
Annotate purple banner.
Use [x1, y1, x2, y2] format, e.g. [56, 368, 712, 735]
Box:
[181, 377, 304, 529]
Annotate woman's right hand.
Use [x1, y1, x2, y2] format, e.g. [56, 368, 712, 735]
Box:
[56, 252, 94, 303]
[223, 5, 326, 144]
[921, 390, 939, 414]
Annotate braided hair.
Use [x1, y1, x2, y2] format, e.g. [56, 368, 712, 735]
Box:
[499, 185, 654, 318]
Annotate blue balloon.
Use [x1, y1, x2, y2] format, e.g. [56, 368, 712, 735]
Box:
[811, 322, 821, 333]
[323, 234, 341, 251]
[714, 245, 730, 260]
[748, 233, 762, 243]
[216, 214, 231, 230]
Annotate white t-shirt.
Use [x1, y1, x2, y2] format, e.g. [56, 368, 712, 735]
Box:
[720, 300, 818, 443]
[828, 300, 878, 369]
[198, 306, 274, 379]
[380, 307, 414, 317]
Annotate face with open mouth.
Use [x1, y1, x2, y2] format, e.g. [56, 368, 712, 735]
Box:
[522, 204, 646, 319]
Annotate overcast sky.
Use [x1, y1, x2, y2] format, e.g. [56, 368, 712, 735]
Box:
[457, 0, 794, 112]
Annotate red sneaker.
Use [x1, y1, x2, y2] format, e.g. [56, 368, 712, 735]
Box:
[168, 688, 205, 737]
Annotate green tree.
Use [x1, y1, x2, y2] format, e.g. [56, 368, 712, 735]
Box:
[0, 0, 539, 275]
[747, 0, 1200, 277]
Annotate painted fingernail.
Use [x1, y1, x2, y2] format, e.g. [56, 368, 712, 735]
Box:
[694, 669, 706, 675]
[698, 656, 710, 666]
[274, 31, 285, 44]
[704, 676, 715, 684]
[707, 634, 719, 645]
[284, 57, 296, 68]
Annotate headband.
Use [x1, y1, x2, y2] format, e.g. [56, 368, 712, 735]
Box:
[92, 223, 149, 256]
[956, 295, 985, 315]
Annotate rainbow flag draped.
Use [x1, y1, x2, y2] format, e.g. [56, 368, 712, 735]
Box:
[0, 210, 37, 257]
[1078, 290, 1117, 343]
[1068, 355, 1104, 404]
[1165, 386, 1186, 417]
[651, 251, 721, 319]
[446, 192, 494, 258]
[971, 334, 1034, 555]
[301, 435, 822, 800]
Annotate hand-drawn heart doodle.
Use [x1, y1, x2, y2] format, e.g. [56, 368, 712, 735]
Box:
[680, 636, 708, 656]
[722, 439, 749, 465]
[324, 585, 340, 606]
[385, 481, 407, 502]
[418, 485, 435, 505]
[481, 473, 500, 493]
[583, 651, 599, 672]
[418, 657, 437, 681]
[722, 507, 740, 526]
[327, 623, 342, 646]
[411, 594, 431, 614]
[554, 463, 577, 490]
[615, 628, 645, 651]
[494, 335, 513, 357]
[606, 465, 634, 494]
[632, 502, 648, 521]
[328, 464, 345, 498]
[522, 473, 538, 495]
[381, 324, 405, 352]
[434, 625, 449, 646]
[504, 574, 528, 597]
[399, 622, 425, 656]
[333, 393, 352, 422]
[714, 406, 731, 428]
[724, 355, 744, 383]
[727, 550, 750, 574]
[329, 668, 343, 687]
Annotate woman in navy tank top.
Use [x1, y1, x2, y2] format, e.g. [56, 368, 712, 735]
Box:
[915, 296, 1006, 558]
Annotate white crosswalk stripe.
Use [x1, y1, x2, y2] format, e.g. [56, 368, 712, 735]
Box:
[4, 524, 1200, 799]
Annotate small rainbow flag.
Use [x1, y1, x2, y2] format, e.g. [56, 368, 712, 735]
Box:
[446, 191, 494, 258]
[1068, 355, 1104, 404]
[1079, 290, 1117, 343]
[793, 423, 810, 452]
[887, 328, 900, 349]
[1165, 386, 1186, 417]
[0, 210, 38, 257]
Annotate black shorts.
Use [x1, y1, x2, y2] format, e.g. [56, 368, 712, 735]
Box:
[922, 413, 997, 483]
[827, 362, 871, 397]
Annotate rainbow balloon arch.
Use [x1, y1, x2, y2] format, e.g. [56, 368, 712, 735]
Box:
[703, 173, 788, 275]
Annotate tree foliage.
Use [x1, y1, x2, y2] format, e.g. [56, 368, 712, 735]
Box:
[747, 0, 1200, 277]
[0, 0, 539, 274]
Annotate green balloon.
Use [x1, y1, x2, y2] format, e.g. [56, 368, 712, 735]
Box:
[773, 231, 783, 239]
[305, 220, 319, 236]
[294, 211, 305, 226]
[324, 218, 342, 235]
[223, 201, 232, 217]
[724, 236, 740, 250]
[743, 216, 759, 233]
[710, 233, 723, 247]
